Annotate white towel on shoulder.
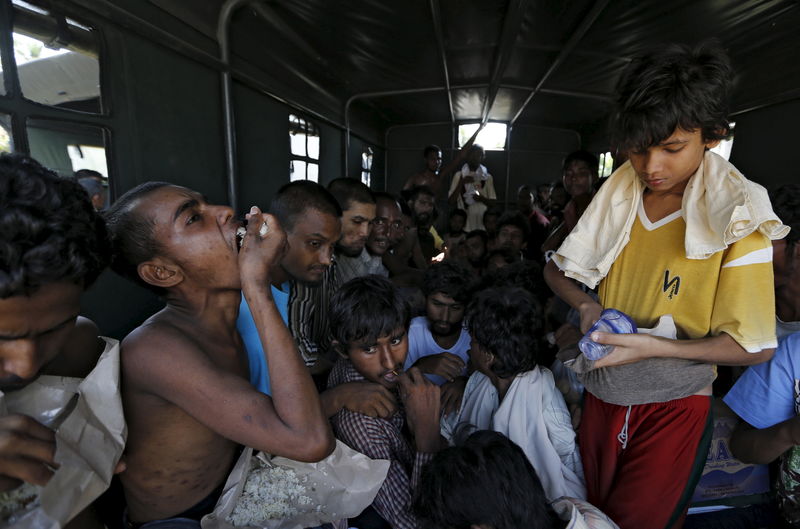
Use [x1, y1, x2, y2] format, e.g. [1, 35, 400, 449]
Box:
[553, 151, 789, 288]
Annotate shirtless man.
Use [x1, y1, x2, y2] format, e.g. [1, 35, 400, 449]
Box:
[105, 183, 333, 526]
[0, 154, 113, 527]
[402, 127, 481, 197]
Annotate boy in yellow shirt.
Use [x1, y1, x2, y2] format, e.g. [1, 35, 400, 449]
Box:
[544, 41, 784, 529]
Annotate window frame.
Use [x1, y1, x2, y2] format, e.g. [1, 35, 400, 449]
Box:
[288, 112, 320, 182]
[360, 144, 373, 187]
[0, 0, 113, 178]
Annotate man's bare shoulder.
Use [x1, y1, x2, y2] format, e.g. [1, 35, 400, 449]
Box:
[43, 316, 105, 378]
[121, 312, 206, 386]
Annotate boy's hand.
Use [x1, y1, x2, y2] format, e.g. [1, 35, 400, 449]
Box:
[440, 376, 468, 416]
[238, 209, 287, 287]
[414, 353, 465, 382]
[590, 332, 664, 368]
[335, 381, 398, 418]
[0, 415, 58, 491]
[578, 301, 603, 334]
[398, 368, 441, 453]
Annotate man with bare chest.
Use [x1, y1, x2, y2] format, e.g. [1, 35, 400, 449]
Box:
[105, 183, 333, 527]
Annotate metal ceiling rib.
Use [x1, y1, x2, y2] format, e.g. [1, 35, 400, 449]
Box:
[480, 0, 531, 125]
[510, 0, 611, 125]
[429, 0, 454, 124]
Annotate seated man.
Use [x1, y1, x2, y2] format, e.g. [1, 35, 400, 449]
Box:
[442, 287, 585, 502]
[327, 276, 443, 529]
[105, 183, 334, 526]
[442, 208, 467, 255]
[0, 154, 113, 527]
[462, 229, 489, 273]
[414, 431, 618, 529]
[404, 261, 471, 387]
[407, 186, 443, 262]
[495, 211, 531, 262]
[237, 180, 342, 393]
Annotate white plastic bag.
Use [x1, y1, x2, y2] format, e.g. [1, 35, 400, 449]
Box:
[202, 440, 389, 529]
[0, 338, 126, 528]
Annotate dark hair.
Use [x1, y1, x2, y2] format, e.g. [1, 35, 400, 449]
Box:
[104, 181, 172, 294]
[465, 229, 488, 246]
[611, 40, 733, 153]
[327, 177, 375, 211]
[329, 275, 410, 347]
[398, 197, 413, 217]
[483, 208, 500, 222]
[449, 208, 467, 221]
[770, 184, 800, 251]
[78, 177, 106, 197]
[422, 260, 473, 304]
[485, 247, 517, 267]
[270, 180, 342, 233]
[74, 168, 105, 181]
[0, 153, 111, 298]
[482, 260, 549, 306]
[468, 144, 485, 156]
[466, 287, 543, 377]
[373, 191, 401, 208]
[413, 430, 560, 529]
[563, 150, 599, 176]
[496, 211, 531, 240]
[423, 145, 441, 158]
[407, 185, 435, 202]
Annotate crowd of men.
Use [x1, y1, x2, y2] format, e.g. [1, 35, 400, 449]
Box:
[1, 40, 799, 529]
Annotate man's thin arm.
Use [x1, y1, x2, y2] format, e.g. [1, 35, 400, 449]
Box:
[544, 259, 600, 333]
[592, 332, 774, 368]
[730, 417, 800, 464]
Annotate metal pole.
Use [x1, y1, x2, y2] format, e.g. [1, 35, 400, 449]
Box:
[217, 0, 254, 213]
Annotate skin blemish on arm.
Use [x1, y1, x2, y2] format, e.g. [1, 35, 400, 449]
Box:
[243, 414, 253, 423]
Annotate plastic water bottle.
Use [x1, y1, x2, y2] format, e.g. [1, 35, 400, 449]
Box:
[578, 308, 638, 361]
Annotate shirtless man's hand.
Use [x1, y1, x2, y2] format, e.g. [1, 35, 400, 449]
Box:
[238, 208, 286, 287]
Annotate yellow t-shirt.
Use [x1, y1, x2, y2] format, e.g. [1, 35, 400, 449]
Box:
[582, 201, 776, 405]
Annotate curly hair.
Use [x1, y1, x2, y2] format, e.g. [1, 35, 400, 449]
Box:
[0, 153, 111, 298]
[770, 184, 800, 251]
[465, 287, 544, 377]
[329, 275, 410, 348]
[413, 430, 559, 529]
[422, 260, 474, 304]
[610, 40, 733, 153]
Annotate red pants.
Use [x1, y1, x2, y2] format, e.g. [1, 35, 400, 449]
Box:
[579, 393, 712, 529]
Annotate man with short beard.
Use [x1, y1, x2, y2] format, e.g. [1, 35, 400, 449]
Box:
[404, 261, 473, 413]
[408, 185, 443, 262]
[330, 178, 381, 284]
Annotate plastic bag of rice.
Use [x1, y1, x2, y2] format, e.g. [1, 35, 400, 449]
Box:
[0, 484, 41, 523]
[227, 458, 311, 526]
[201, 442, 390, 529]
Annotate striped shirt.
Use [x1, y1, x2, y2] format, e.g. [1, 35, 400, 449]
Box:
[328, 360, 432, 529]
